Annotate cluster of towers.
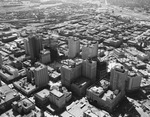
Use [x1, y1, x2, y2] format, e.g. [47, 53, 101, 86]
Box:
[24, 34, 59, 65]
[68, 37, 98, 59]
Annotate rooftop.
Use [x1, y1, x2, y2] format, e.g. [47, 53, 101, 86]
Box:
[66, 98, 110, 117]
[50, 89, 64, 98]
[34, 63, 46, 71]
[40, 49, 50, 55]
[61, 59, 83, 67]
[84, 109, 98, 117]
[36, 89, 49, 99]
[20, 98, 34, 109]
[102, 90, 117, 101]
[128, 71, 137, 77]
[0, 85, 19, 105]
[115, 65, 125, 73]
[73, 77, 90, 88]
[13, 77, 36, 95]
[88, 85, 104, 96]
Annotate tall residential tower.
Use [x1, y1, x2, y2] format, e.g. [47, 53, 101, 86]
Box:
[110, 65, 128, 91]
[82, 41, 98, 59]
[34, 63, 49, 88]
[28, 35, 42, 64]
[68, 37, 80, 58]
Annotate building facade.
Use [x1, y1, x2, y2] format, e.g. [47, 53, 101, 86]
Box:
[61, 59, 82, 87]
[23, 38, 30, 55]
[97, 60, 108, 80]
[28, 35, 42, 63]
[34, 63, 49, 88]
[49, 89, 66, 108]
[82, 59, 97, 83]
[126, 71, 142, 91]
[40, 50, 51, 64]
[71, 77, 90, 97]
[82, 41, 98, 59]
[0, 52, 3, 68]
[110, 65, 128, 91]
[86, 80, 125, 112]
[68, 37, 80, 58]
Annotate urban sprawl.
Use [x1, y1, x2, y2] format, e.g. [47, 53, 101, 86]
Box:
[0, 1, 150, 117]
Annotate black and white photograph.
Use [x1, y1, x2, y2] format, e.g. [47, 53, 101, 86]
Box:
[0, 0, 150, 117]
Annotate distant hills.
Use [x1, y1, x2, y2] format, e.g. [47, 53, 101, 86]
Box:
[107, 0, 150, 8]
[20, 0, 62, 3]
[0, 0, 63, 7]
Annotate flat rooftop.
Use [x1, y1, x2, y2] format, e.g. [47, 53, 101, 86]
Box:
[50, 89, 64, 98]
[36, 89, 49, 99]
[0, 85, 18, 105]
[88, 85, 104, 97]
[20, 98, 34, 109]
[73, 77, 90, 88]
[66, 98, 110, 117]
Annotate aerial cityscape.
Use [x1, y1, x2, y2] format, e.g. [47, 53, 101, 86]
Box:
[0, 0, 150, 117]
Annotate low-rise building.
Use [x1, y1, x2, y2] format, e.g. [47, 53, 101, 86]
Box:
[71, 77, 91, 97]
[0, 85, 20, 111]
[34, 89, 50, 108]
[65, 97, 110, 117]
[87, 84, 124, 112]
[13, 77, 36, 96]
[12, 98, 35, 114]
[0, 65, 19, 83]
[83, 109, 99, 117]
[49, 89, 66, 108]
[49, 70, 61, 82]
[49, 84, 72, 109]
